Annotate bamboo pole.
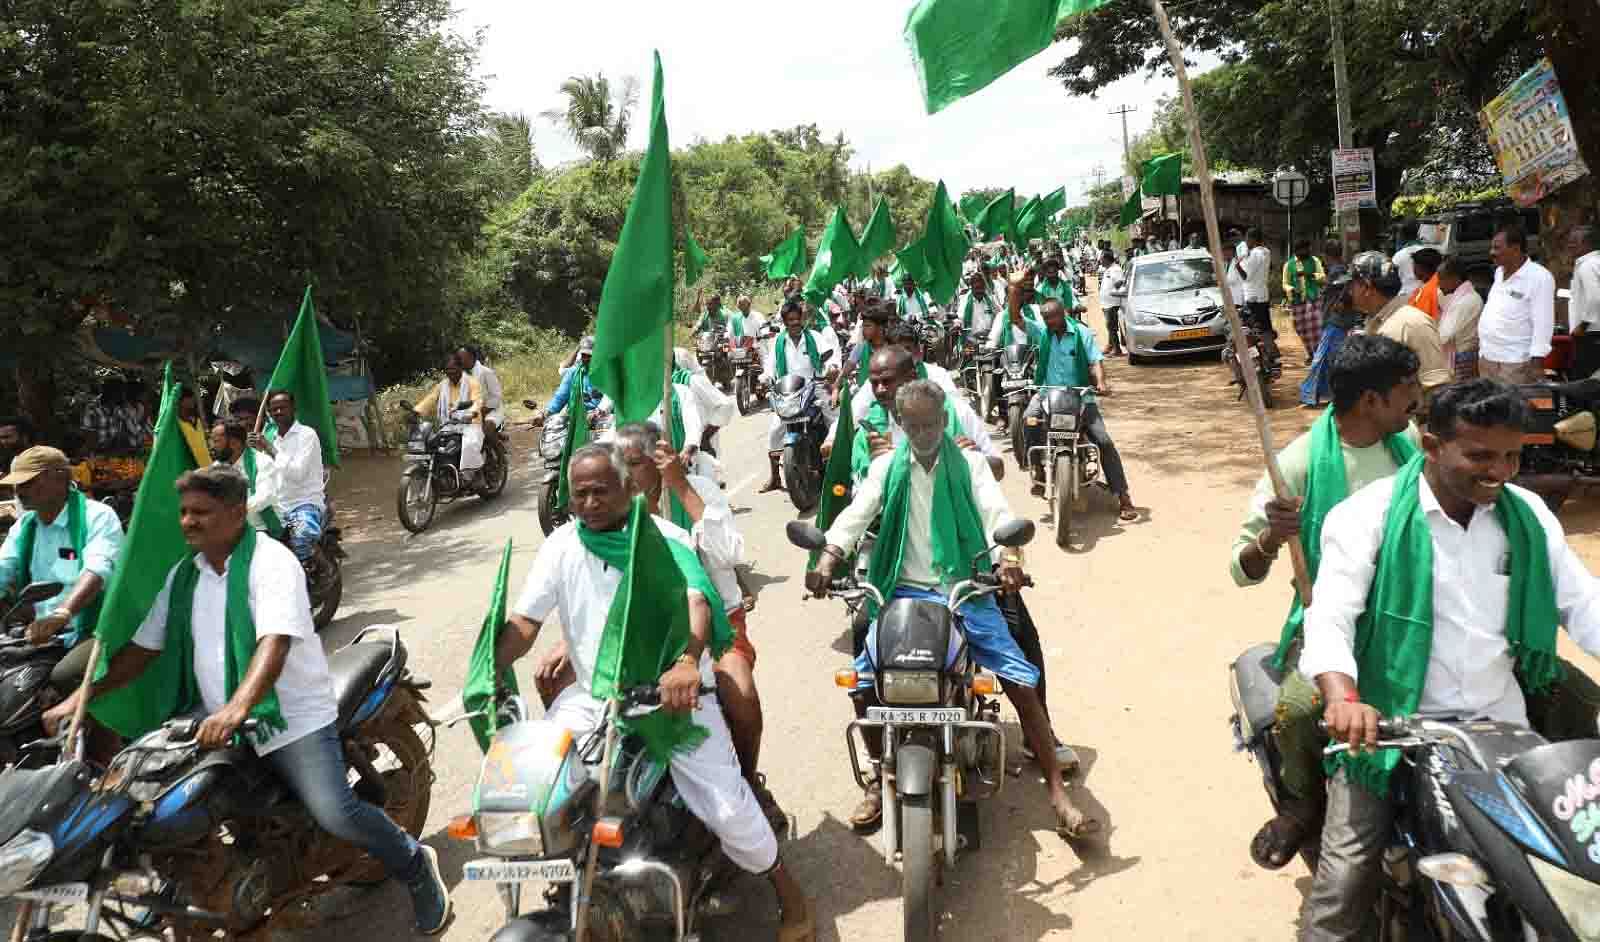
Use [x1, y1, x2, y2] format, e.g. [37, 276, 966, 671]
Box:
[573, 701, 619, 942]
[1146, 0, 1314, 604]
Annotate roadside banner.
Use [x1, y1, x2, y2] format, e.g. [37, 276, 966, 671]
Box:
[1480, 57, 1591, 207]
[1330, 147, 1376, 211]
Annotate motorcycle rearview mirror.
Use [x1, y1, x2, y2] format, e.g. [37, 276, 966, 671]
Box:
[786, 521, 827, 551]
[522, 398, 539, 410]
[992, 519, 1036, 548]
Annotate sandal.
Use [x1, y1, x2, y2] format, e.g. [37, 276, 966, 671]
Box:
[776, 897, 816, 942]
[1117, 502, 1139, 522]
[849, 777, 883, 832]
[1250, 811, 1311, 870]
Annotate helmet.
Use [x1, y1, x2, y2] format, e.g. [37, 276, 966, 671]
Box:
[1340, 251, 1401, 294]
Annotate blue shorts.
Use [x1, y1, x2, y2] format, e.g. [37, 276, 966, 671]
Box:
[853, 586, 1039, 690]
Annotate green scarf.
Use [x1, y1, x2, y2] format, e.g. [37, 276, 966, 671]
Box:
[1037, 277, 1075, 307]
[1272, 408, 1418, 669]
[865, 434, 990, 616]
[1032, 320, 1093, 387]
[855, 342, 873, 385]
[775, 330, 821, 377]
[578, 498, 734, 760]
[1331, 455, 1562, 795]
[12, 488, 100, 641]
[1288, 256, 1322, 303]
[851, 399, 963, 484]
[664, 385, 692, 531]
[962, 293, 997, 330]
[995, 305, 1042, 348]
[729, 314, 746, 339]
[163, 527, 288, 747]
[699, 311, 728, 334]
[897, 292, 930, 320]
[239, 449, 285, 538]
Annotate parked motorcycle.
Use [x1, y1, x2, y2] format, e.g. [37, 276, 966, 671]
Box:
[395, 402, 509, 534]
[0, 581, 66, 769]
[449, 682, 732, 942]
[1020, 386, 1106, 548]
[1512, 378, 1600, 512]
[0, 626, 436, 941]
[1221, 316, 1279, 409]
[767, 349, 834, 513]
[1228, 642, 1600, 940]
[532, 400, 614, 536]
[787, 518, 1035, 942]
[695, 327, 734, 391]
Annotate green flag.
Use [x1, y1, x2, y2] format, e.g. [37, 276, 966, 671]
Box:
[88, 368, 200, 738]
[811, 391, 857, 568]
[922, 181, 970, 305]
[683, 226, 710, 288]
[761, 228, 808, 281]
[264, 286, 339, 468]
[803, 206, 862, 305]
[1039, 185, 1067, 220]
[1119, 186, 1143, 227]
[463, 540, 516, 752]
[958, 194, 988, 222]
[554, 376, 592, 512]
[894, 238, 931, 286]
[1013, 194, 1044, 244]
[904, 0, 1113, 115]
[591, 52, 674, 424]
[855, 198, 896, 276]
[1141, 152, 1183, 197]
[973, 188, 1015, 242]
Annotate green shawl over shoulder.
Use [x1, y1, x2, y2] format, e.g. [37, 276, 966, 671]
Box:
[851, 399, 962, 484]
[863, 434, 988, 617]
[775, 331, 821, 377]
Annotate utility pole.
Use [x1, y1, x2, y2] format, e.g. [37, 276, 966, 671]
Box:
[1328, 0, 1357, 261]
[1109, 104, 1138, 181]
[1092, 163, 1106, 194]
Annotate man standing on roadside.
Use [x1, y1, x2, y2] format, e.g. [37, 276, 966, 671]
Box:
[1344, 252, 1452, 396]
[1570, 225, 1600, 337]
[1437, 257, 1483, 381]
[1299, 243, 1357, 408]
[1406, 249, 1443, 320]
[1283, 239, 1326, 363]
[1477, 223, 1555, 384]
[1097, 251, 1127, 358]
[1240, 228, 1278, 364]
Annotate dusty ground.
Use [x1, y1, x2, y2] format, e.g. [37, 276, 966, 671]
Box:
[9, 287, 1600, 942]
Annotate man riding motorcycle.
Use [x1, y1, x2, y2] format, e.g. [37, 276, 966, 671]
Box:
[210, 418, 284, 536]
[456, 344, 504, 440]
[250, 390, 327, 562]
[412, 353, 487, 487]
[805, 380, 1102, 840]
[1034, 255, 1076, 309]
[494, 444, 815, 942]
[548, 337, 612, 418]
[1229, 336, 1422, 870]
[895, 273, 937, 323]
[42, 464, 451, 933]
[759, 298, 839, 493]
[955, 269, 1003, 340]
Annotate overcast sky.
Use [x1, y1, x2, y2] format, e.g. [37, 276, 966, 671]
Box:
[454, 0, 1188, 207]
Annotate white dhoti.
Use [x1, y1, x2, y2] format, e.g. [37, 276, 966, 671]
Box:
[544, 684, 778, 874]
[451, 422, 485, 471]
[482, 407, 505, 429]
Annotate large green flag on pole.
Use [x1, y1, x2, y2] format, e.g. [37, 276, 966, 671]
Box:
[683, 226, 710, 288]
[264, 286, 339, 468]
[893, 238, 931, 286]
[462, 540, 517, 752]
[1039, 185, 1067, 221]
[921, 181, 970, 305]
[973, 188, 1016, 242]
[958, 194, 988, 222]
[760, 228, 808, 281]
[803, 206, 862, 305]
[905, 0, 1113, 115]
[1120, 186, 1144, 227]
[88, 367, 200, 738]
[855, 198, 896, 276]
[591, 52, 674, 424]
[1140, 152, 1183, 196]
[1013, 194, 1045, 243]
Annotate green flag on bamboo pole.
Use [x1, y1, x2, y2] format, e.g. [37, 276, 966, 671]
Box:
[958, 194, 988, 222]
[1039, 185, 1067, 220]
[1013, 194, 1045, 243]
[904, 0, 1114, 115]
[263, 286, 339, 468]
[855, 198, 896, 276]
[462, 540, 517, 752]
[761, 228, 808, 281]
[803, 206, 861, 306]
[1119, 186, 1143, 226]
[590, 51, 673, 424]
[683, 226, 710, 288]
[88, 367, 200, 738]
[973, 188, 1015, 242]
[1141, 152, 1183, 196]
[922, 181, 970, 305]
[893, 238, 931, 286]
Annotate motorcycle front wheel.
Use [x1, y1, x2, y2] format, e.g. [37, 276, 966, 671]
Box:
[396, 473, 437, 534]
[1054, 452, 1075, 549]
[735, 374, 752, 416]
[538, 481, 566, 536]
[784, 440, 821, 513]
[1009, 403, 1027, 468]
[901, 796, 936, 942]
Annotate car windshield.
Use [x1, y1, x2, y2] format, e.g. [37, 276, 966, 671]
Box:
[1131, 258, 1217, 295]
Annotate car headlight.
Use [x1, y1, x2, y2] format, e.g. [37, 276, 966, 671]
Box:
[880, 671, 941, 705]
[1526, 853, 1600, 940]
[477, 812, 544, 857]
[0, 830, 54, 895]
[1129, 309, 1162, 326]
[1050, 413, 1077, 431]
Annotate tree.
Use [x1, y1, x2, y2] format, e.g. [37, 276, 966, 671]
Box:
[480, 113, 541, 205]
[540, 73, 639, 162]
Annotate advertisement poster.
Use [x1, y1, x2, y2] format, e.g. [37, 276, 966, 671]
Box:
[1480, 57, 1590, 207]
[1331, 147, 1376, 211]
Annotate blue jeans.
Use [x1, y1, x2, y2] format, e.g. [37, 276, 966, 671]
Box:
[854, 586, 1041, 689]
[283, 503, 324, 561]
[262, 724, 419, 877]
[1299, 324, 1348, 406]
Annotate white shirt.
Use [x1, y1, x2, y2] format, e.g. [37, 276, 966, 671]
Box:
[646, 384, 704, 455]
[1479, 259, 1557, 362]
[513, 518, 713, 691]
[895, 291, 937, 322]
[132, 537, 335, 754]
[1394, 245, 1422, 300]
[269, 422, 325, 513]
[1570, 250, 1600, 332]
[680, 474, 743, 613]
[734, 309, 768, 336]
[824, 448, 1014, 589]
[1439, 282, 1484, 354]
[1098, 264, 1125, 308]
[832, 386, 997, 466]
[1225, 257, 1247, 306]
[763, 329, 838, 381]
[954, 291, 1001, 336]
[226, 455, 280, 531]
[1302, 476, 1600, 726]
[679, 368, 734, 429]
[469, 361, 504, 413]
[1241, 246, 1272, 303]
[986, 305, 1045, 349]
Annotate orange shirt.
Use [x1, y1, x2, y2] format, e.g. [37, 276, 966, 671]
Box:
[1410, 274, 1441, 320]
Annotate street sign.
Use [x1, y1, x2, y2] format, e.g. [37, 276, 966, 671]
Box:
[1271, 170, 1310, 208]
[1331, 148, 1377, 210]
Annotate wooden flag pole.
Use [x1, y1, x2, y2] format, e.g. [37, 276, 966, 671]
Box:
[1146, 0, 1314, 604]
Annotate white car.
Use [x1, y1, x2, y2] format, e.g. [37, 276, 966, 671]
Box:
[1117, 249, 1227, 364]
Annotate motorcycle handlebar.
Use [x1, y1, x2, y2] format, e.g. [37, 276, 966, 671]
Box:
[619, 684, 718, 707]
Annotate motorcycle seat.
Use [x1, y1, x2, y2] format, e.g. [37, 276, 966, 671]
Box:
[328, 642, 401, 729]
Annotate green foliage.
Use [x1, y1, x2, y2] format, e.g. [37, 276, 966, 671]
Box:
[1390, 185, 1507, 219]
[540, 73, 639, 162]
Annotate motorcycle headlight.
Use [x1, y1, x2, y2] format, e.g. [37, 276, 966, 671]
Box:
[477, 811, 544, 857]
[775, 395, 804, 420]
[880, 671, 941, 705]
[1050, 413, 1077, 431]
[539, 434, 565, 460]
[1526, 853, 1600, 940]
[0, 829, 54, 895]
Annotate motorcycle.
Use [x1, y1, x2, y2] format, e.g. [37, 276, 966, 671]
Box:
[394, 401, 509, 534]
[998, 342, 1038, 463]
[1511, 378, 1600, 513]
[282, 503, 344, 631]
[917, 318, 947, 368]
[449, 681, 733, 942]
[532, 399, 614, 536]
[0, 626, 436, 941]
[786, 517, 1035, 942]
[1221, 316, 1279, 409]
[730, 329, 768, 417]
[0, 581, 66, 769]
[1020, 386, 1106, 548]
[1228, 643, 1600, 941]
[767, 349, 834, 514]
[695, 327, 734, 392]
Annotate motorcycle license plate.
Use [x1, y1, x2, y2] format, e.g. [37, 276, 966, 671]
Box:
[1002, 379, 1029, 389]
[462, 858, 577, 884]
[867, 707, 965, 725]
[13, 883, 89, 903]
[1169, 328, 1211, 340]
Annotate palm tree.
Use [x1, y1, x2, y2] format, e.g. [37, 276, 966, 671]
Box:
[539, 73, 639, 162]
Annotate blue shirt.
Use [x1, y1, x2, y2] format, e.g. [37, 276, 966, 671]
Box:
[0, 494, 124, 645]
[1039, 320, 1103, 389]
[546, 365, 604, 415]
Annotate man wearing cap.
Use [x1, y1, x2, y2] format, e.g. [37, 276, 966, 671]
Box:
[0, 446, 125, 698]
[1343, 251, 1452, 395]
[547, 337, 611, 418]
